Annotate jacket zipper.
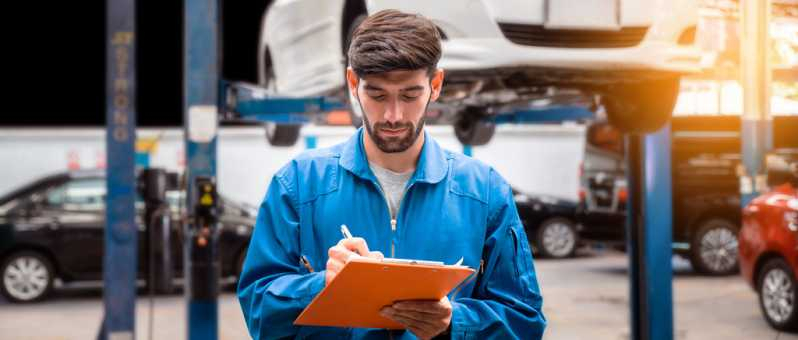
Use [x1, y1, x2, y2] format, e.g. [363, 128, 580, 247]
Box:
[391, 183, 413, 258]
[372, 179, 413, 259]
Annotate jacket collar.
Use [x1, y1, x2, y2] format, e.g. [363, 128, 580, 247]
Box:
[339, 127, 449, 184]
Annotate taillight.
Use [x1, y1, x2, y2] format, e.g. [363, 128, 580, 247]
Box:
[617, 187, 628, 203]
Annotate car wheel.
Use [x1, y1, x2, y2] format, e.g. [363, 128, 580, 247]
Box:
[690, 218, 739, 275]
[535, 218, 578, 259]
[758, 258, 798, 332]
[602, 77, 680, 134]
[1, 251, 55, 303]
[265, 123, 302, 147]
[454, 112, 495, 146]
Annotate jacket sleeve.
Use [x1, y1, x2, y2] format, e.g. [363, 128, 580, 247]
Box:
[449, 169, 547, 339]
[237, 172, 326, 339]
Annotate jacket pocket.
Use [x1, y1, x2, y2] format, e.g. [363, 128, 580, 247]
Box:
[509, 225, 535, 301]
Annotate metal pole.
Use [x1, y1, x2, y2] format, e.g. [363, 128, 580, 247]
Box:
[184, 0, 220, 339]
[740, 0, 773, 206]
[100, 0, 137, 338]
[627, 123, 675, 340]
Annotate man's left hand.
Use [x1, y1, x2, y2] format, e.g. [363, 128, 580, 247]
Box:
[380, 296, 452, 340]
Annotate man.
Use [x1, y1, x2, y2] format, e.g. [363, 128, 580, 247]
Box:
[238, 9, 546, 340]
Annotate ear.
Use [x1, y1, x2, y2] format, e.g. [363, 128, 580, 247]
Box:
[346, 67, 359, 99]
[429, 68, 445, 102]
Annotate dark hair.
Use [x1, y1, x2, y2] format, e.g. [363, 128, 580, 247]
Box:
[348, 9, 442, 78]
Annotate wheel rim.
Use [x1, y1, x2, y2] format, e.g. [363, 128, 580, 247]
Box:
[3, 256, 49, 301]
[763, 268, 794, 323]
[542, 222, 575, 258]
[699, 227, 738, 273]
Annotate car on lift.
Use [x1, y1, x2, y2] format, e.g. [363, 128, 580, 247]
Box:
[739, 151, 798, 332]
[252, 0, 701, 146]
[0, 170, 256, 303]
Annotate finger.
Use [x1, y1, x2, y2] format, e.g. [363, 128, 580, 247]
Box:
[383, 307, 438, 328]
[393, 300, 448, 314]
[340, 237, 370, 255]
[392, 310, 440, 326]
[369, 250, 385, 260]
[326, 259, 344, 273]
[390, 314, 435, 337]
[329, 245, 358, 262]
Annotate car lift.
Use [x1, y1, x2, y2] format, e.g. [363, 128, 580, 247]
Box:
[97, 1, 773, 340]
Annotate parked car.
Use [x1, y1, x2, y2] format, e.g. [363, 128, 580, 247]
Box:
[578, 117, 772, 276]
[515, 186, 626, 259]
[0, 170, 255, 303]
[252, 0, 701, 145]
[739, 152, 798, 332]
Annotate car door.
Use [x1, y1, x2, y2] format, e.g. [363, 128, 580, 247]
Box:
[44, 178, 107, 280]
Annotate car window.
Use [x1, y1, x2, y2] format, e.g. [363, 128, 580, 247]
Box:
[46, 178, 106, 212]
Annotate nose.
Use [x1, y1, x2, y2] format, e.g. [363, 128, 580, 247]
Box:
[383, 99, 403, 123]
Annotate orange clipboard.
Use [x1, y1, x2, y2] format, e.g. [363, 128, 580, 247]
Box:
[294, 257, 475, 329]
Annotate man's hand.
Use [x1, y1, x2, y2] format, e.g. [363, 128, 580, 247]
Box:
[325, 237, 383, 285]
[380, 296, 453, 340]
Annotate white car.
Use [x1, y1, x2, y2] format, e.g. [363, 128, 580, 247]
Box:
[257, 0, 701, 145]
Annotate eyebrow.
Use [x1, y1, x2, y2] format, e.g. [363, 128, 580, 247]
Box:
[363, 84, 425, 93]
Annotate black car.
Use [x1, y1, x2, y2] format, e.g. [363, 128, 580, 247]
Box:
[0, 170, 255, 303]
[514, 188, 626, 259]
[563, 116, 798, 275]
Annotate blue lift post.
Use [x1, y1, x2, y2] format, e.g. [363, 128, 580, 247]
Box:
[626, 125, 674, 340]
[184, 0, 220, 339]
[740, 0, 773, 207]
[100, 0, 138, 338]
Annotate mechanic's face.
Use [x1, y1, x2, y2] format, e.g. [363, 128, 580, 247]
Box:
[347, 68, 444, 153]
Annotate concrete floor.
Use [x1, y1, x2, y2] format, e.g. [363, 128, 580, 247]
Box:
[0, 249, 795, 340]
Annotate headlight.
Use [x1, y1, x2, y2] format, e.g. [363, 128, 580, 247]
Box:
[787, 211, 798, 232]
[236, 225, 252, 236]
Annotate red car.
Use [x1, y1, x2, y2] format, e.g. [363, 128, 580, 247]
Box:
[740, 180, 798, 331]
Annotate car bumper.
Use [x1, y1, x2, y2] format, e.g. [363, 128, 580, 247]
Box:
[440, 38, 703, 75]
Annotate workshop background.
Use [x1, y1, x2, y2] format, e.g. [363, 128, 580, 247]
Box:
[1, 1, 798, 339]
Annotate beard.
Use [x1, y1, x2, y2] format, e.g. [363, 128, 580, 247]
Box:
[362, 113, 426, 153]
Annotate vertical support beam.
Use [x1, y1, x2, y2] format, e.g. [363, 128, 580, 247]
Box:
[740, 0, 773, 206]
[184, 0, 220, 339]
[627, 124, 674, 340]
[101, 0, 137, 339]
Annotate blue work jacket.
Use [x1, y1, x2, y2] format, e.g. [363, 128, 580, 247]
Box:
[238, 128, 546, 339]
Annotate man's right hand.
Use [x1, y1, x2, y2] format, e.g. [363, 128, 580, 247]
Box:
[326, 237, 384, 286]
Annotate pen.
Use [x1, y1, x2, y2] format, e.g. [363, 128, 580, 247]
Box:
[340, 224, 361, 256]
[340, 224, 354, 240]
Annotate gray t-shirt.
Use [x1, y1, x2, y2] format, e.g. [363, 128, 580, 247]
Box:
[369, 162, 413, 219]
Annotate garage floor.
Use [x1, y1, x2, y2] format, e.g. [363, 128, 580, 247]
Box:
[0, 249, 794, 340]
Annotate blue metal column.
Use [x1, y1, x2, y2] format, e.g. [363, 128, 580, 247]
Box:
[740, 0, 773, 206]
[100, 0, 137, 338]
[627, 124, 674, 340]
[184, 0, 220, 339]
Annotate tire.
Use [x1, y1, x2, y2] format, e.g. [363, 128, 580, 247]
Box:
[758, 258, 798, 332]
[265, 123, 302, 147]
[454, 114, 495, 146]
[689, 218, 740, 276]
[1, 250, 55, 303]
[344, 14, 367, 128]
[535, 218, 579, 259]
[602, 77, 680, 134]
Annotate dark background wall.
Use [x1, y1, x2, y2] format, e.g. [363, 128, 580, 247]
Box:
[1, 0, 271, 127]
